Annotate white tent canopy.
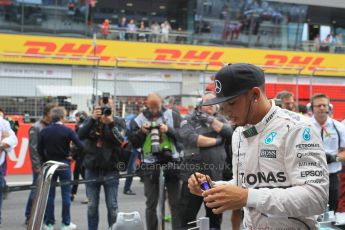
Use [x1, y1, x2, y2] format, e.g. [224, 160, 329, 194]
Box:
[36, 85, 102, 97]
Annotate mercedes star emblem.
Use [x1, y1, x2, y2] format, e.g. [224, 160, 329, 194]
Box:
[215, 80, 222, 93]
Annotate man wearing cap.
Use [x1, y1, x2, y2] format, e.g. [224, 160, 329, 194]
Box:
[188, 63, 329, 229]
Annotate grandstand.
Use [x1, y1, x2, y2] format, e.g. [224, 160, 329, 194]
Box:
[0, 0, 345, 116]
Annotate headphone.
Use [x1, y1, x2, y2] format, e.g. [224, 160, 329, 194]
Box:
[308, 102, 333, 114]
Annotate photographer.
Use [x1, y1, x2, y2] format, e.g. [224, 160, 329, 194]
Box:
[128, 92, 181, 230]
[78, 96, 127, 230]
[179, 93, 233, 230]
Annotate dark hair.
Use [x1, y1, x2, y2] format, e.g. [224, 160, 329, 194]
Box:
[75, 111, 88, 118]
[43, 102, 58, 116]
[168, 96, 176, 105]
[298, 104, 308, 114]
[311, 93, 330, 106]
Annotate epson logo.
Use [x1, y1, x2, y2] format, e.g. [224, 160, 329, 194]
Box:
[301, 170, 324, 177]
[296, 143, 320, 149]
[260, 149, 277, 158]
[240, 171, 286, 185]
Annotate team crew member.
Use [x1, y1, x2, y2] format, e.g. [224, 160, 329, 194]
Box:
[179, 93, 233, 229]
[188, 63, 329, 229]
[275, 90, 295, 111]
[310, 93, 345, 212]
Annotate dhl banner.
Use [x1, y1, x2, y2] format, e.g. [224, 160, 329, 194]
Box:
[0, 34, 345, 76]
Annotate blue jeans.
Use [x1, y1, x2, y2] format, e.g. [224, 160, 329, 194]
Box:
[119, 31, 126, 40]
[44, 161, 72, 225]
[25, 171, 39, 219]
[123, 148, 138, 192]
[85, 169, 119, 230]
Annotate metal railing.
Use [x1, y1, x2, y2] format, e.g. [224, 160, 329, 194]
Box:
[27, 161, 68, 230]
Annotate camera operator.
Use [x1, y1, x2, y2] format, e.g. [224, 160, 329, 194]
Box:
[178, 93, 233, 230]
[78, 96, 127, 230]
[128, 92, 181, 230]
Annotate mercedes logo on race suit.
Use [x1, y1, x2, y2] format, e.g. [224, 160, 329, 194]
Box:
[215, 80, 222, 94]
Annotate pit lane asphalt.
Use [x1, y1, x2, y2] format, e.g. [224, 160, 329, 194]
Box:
[4, 175, 232, 229]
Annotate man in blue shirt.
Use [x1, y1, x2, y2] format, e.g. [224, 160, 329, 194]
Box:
[38, 106, 83, 230]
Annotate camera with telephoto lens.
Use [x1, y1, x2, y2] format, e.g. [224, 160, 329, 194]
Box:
[101, 92, 112, 116]
[148, 121, 173, 162]
[149, 121, 161, 154]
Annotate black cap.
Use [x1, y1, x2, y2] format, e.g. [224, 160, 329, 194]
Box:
[203, 63, 265, 105]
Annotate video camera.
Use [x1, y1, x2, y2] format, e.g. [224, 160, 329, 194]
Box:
[57, 96, 78, 111]
[101, 92, 112, 116]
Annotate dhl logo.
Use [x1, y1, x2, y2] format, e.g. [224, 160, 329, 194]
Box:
[264, 54, 325, 71]
[23, 41, 111, 61]
[17, 41, 332, 72]
[153, 48, 224, 66]
[22, 42, 225, 66]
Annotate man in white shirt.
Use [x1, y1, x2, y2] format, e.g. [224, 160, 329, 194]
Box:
[310, 93, 345, 212]
[0, 117, 18, 224]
